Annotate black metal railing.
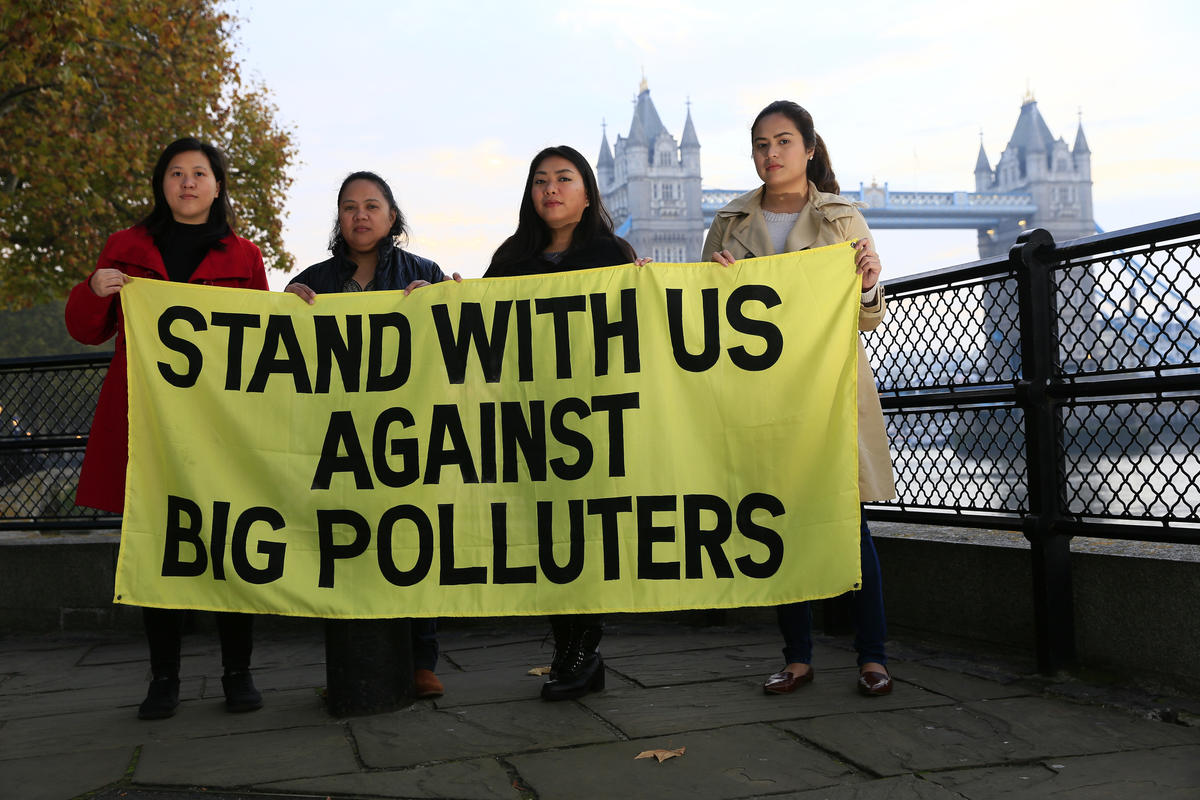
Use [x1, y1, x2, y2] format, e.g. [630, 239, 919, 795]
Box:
[0, 353, 117, 530]
[4, 213, 1198, 671]
[863, 212, 1200, 671]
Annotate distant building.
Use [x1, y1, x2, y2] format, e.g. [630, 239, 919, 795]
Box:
[974, 93, 1095, 258]
[597, 79, 704, 263]
[597, 86, 1097, 265]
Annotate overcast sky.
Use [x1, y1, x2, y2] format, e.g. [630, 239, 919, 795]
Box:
[230, 0, 1199, 287]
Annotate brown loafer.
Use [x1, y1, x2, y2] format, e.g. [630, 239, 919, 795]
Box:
[415, 668, 444, 699]
[857, 670, 892, 696]
[763, 667, 814, 695]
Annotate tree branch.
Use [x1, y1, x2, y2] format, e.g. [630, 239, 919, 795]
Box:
[0, 83, 61, 118]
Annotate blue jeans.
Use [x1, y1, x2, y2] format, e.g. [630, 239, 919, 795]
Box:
[776, 512, 887, 667]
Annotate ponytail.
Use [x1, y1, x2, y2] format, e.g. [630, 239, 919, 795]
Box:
[808, 133, 839, 194]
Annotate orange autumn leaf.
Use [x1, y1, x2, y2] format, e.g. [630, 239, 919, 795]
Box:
[635, 746, 686, 763]
[527, 666, 552, 676]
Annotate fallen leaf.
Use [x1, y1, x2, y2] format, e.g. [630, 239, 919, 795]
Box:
[528, 665, 552, 676]
[635, 746, 686, 763]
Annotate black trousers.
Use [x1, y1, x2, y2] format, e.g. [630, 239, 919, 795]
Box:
[143, 607, 254, 678]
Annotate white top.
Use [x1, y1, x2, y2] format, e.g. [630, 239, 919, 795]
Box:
[761, 209, 879, 305]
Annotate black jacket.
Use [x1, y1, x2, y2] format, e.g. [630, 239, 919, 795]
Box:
[289, 238, 445, 292]
[484, 236, 635, 278]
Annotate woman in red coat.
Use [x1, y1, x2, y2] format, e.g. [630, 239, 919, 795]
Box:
[66, 137, 269, 720]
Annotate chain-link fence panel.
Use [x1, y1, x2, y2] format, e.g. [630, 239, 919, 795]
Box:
[1060, 397, 1200, 527]
[868, 273, 1022, 394]
[0, 355, 116, 529]
[1055, 235, 1200, 377]
[885, 405, 1028, 513]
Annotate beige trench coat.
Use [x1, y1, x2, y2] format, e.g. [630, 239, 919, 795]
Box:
[701, 184, 897, 501]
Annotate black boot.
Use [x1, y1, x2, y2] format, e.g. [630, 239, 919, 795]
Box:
[222, 670, 263, 713]
[542, 621, 604, 701]
[546, 617, 573, 678]
[138, 676, 180, 720]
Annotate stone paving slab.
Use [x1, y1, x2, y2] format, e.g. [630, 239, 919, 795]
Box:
[350, 696, 621, 768]
[0, 673, 204, 728]
[591, 625, 780, 659]
[433, 662, 560, 707]
[92, 790, 316, 800]
[265, 756, 519, 800]
[582, 668, 952, 738]
[0, 685, 328, 759]
[443, 637, 559, 671]
[509, 722, 863, 800]
[240, 638, 326, 672]
[438, 618, 547, 646]
[0, 744, 133, 800]
[604, 641, 804, 687]
[924, 744, 1200, 798]
[1, 658, 140, 695]
[442, 623, 779, 671]
[134, 724, 357, 787]
[889, 661, 1034, 702]
[245, 661, 326, 694]
[80, 639, 234, 670]
[902, 650, 1029, 685]
[750, 773, 963, 799]
[78, 636, 156, 666]
[3, 622, 1198, 799]
[0, 639, 98, 674]
[781, 696, 1200, 776]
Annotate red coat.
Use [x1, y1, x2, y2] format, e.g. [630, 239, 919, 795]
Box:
[65, 225, 268, 513]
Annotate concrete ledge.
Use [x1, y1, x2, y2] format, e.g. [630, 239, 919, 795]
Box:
[873, 523, 1200, 694]
[0, 532, 140, 631]
[2, 526, 1197, 693]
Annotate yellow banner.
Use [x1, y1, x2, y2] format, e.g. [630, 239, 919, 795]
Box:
[116, 246, 863, 618]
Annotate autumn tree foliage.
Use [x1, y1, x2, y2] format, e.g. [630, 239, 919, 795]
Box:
[0, 0, 296, 307]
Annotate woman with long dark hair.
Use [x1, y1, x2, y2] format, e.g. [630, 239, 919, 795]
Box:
[66, 137, 270, 719]
[486, 144, 644, 700]
[487, 145, 637, 277]
[702, 101, 898, 698]
[286, 170, 455, 700]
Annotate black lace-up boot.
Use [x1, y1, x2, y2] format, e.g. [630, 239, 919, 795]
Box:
[541, 620, 604, 701]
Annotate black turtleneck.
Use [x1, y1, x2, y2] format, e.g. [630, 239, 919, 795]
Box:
[158, 220, 221, 283]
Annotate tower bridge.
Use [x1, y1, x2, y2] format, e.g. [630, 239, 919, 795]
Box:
[702, 187, 1038, 230]
[599, 84, 1094, 263]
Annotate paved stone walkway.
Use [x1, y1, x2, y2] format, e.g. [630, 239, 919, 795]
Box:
[2, 616, 1198, 799]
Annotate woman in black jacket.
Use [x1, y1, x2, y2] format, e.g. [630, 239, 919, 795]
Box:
[286, 170, 449, 298]
[485, 145, 644, 700]
[286, 170, 454, 699]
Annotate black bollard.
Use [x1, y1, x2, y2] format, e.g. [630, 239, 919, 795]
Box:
[324, 618, 414, 716]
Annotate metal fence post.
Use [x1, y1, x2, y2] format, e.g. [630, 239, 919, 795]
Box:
[1011, 228, 1076, 674]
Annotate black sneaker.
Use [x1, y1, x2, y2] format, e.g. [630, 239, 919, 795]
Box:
[137, 676, 180, 720]
[221, 670, 263, 712]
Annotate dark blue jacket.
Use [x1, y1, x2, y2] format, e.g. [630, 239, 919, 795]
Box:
[289, 239, 445, 292]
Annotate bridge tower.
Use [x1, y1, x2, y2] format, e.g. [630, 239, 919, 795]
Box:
[598, 79, 704, 262]
[975, 93, 1096, 258]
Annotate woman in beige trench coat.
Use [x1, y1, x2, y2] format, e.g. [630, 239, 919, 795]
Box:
[702, 100, 897, 698]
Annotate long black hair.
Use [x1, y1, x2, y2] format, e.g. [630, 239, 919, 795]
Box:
[327, 171, 407, 252]
[488, 145, 630, 270]
[752, 101, 839, 194]
[139, 137, 234, 250]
